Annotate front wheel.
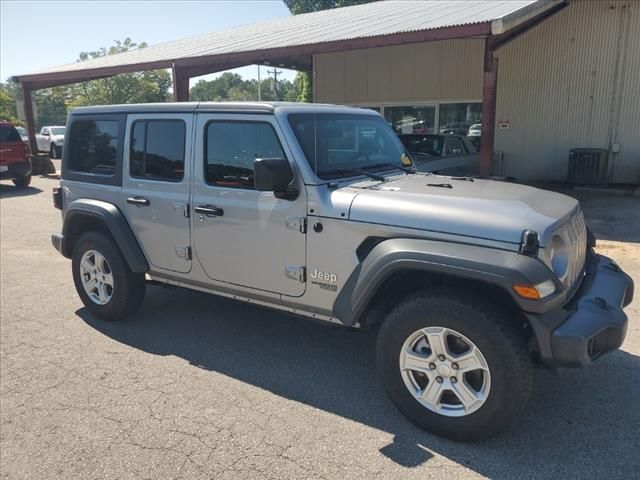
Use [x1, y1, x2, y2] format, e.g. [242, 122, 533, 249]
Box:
[49, 144, 57, 159]
[12, 175, 31, 188]
[376, 290, 533, 442]
[72, 232, 145, 320]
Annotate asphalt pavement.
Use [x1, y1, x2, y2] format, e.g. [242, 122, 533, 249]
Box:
[1, 171, 639, 479]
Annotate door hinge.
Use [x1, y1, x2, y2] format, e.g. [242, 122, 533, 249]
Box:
[285, 265, 306, 283]
[285, 216, 306, 234]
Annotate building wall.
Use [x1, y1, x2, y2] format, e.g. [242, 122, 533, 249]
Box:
[313, 1, 640, 183]
[495, 0, 640, 182]
[313, 39, 484, 104]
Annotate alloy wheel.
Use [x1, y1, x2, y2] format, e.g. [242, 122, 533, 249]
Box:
[399, 326, 491, 417]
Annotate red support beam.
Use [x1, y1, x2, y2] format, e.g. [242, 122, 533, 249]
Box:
[172, 65, 190, 102]
[479, 37, 498, 177]
[21, 83, 38, 154]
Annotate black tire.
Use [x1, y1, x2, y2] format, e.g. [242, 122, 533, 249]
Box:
[55, 145, 63, 159]
[49, 144, 57, 159]
[376, 289, 533, 442]
[12, 175, 31, 188]
[72, 232, 145, 321]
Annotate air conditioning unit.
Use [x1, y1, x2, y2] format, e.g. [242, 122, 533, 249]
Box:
[567, 148, 608, 185]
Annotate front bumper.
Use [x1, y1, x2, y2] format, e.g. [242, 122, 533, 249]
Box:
[528, 251, 634, 368]
[0, 159, 32, 180]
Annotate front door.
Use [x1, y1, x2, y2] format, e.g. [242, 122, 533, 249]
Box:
[122, 113, 192, 274]
[191, 113, 307, 297]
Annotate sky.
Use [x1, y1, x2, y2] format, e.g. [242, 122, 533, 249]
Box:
[0, 0, 298, 86]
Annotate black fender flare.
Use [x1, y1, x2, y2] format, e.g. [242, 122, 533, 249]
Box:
[333, 238, 562, 326]
[61, 199, 149, 273]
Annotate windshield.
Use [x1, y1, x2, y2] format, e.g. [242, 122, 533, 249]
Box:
[51, 127, 65, 136]
[287, 113, 409, 180]
[16, 127, 27, 135]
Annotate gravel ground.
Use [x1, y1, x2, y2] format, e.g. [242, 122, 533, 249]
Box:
[1, 171, 639, 479]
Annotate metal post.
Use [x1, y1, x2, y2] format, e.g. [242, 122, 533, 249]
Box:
[22, 82, 37, 154]
[172, 65, 190, 102]
[257, 65, 261, 101]
[479, 37, 498, 177]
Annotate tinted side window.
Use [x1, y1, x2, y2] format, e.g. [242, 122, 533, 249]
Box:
[0, 125, 22, 143]
[68, 120, 119, 175]
[205, 122, 285, 189]
[130, 120, 185, 182]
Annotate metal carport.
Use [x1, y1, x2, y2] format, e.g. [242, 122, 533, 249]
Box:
[12, 0, 567, 176]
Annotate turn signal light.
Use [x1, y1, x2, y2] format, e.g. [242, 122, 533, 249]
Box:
[513, 284, 541, 300]
[513, 280, 556, 300]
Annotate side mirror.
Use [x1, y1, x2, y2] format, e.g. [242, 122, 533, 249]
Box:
[254, 157, 297, 200]
[42, 131, 50, 136]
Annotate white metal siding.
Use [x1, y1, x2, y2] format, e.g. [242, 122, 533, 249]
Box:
[495, 0, 640, 182]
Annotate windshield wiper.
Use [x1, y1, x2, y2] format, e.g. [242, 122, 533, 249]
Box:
[317, 168, 386, 182]
[361, 162, 415, 174]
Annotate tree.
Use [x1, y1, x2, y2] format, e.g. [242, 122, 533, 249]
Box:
[189, 74, 298, 102]
[283, 0, 377, 14]
[0, 81, 21, 125]
[283, 0, 378, 102]
[68, 38, 171, 107]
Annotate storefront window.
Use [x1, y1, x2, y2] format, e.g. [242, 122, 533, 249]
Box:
[384, 106, 436, 135]
[438, 103, 482, 135]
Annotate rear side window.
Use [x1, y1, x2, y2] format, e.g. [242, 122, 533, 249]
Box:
[130, 120, 186, 182]
[205, 121, 285, 189]
[68, 120, 119, 175]
[0, 125, 22, 143]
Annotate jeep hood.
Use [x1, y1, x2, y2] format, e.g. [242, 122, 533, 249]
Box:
[347, 175, 579, 245]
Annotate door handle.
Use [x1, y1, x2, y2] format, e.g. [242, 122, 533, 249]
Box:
[127, 196, 150, 207]
[194, 205, 224, 217]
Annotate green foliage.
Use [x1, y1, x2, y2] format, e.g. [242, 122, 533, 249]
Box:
[189, 72, 298, 102]
[294, 72, 312, 102]
[69, 38, 171, 107]
[0, 81, 21, 125]
[283, 0, 377, 15]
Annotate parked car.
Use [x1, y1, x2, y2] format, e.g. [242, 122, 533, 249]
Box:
[36, 125, 65, 158]
[439, 123, 469, 135]
[399, 133, 479, 176]
[467, 123, 482, 137]
[15, 126, 28, 143]
[51, 102, 633, 442]
[0, 120, 32, 187]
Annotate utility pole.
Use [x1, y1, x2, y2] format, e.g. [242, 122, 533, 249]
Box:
[267, 68, 282, 101]
[257, 65, 261, 101]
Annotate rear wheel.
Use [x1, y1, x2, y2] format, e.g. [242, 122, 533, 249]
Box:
[72, 232, 145, 320]
[376, 290, 533, 441]
[12, 175, 31, 188]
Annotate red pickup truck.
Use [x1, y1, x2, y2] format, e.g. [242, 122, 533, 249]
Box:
[0, 120, 32, 187]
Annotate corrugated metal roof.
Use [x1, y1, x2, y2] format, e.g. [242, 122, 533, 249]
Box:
[17, 0, 557, 78]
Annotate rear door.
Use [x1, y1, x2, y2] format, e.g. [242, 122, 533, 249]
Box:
[191, 113, 307, 297]
[122, 113, 192, 274]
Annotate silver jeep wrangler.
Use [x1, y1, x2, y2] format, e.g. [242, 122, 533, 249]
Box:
[52, 102, 634, 441]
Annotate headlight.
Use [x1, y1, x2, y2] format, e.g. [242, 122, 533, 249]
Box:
[550, 234, 569, 280]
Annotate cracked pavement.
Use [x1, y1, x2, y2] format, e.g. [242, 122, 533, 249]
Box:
[1, 171, 639, 479]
